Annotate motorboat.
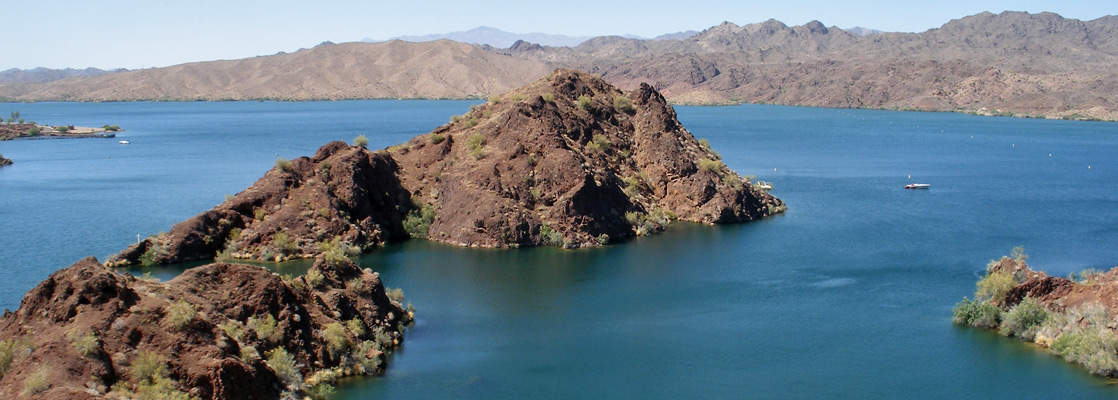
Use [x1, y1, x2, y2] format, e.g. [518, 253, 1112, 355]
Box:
[904, 183, 930, 189]
[118, 140, 130, 144]
[755, 181, 773, 190]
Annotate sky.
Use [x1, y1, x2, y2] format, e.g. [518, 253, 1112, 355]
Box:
[4, 0, 1112, 70]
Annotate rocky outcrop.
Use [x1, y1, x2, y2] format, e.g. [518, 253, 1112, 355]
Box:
[0, 256, 411, 399]
[0, 154, 11, 166]
[986, 257, 1118, 314]
[108, 70, 783, 266]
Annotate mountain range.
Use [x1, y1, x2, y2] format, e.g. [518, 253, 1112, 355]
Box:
[1, 12, 1114, 120]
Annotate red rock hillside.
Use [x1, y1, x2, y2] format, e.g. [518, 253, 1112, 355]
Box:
[108, 69, 783, 266]
[0, 256, 411, 399]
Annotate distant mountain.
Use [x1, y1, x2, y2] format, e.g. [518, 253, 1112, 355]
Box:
[3, 12, 1116, 120]
[366, 26, 594, 48]
[654, 30, 700, 41]
[0, 67, 125, 84]
[0, 41, 551, 101]
[845, 26, 884, 36]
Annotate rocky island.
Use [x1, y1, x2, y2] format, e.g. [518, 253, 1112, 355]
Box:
[0, 255, 411, 399]
[954, 249, 1118, 377]
[108, 69, 784, 267]
[1, 120, 122, 141]
[0, 154, 11, 166]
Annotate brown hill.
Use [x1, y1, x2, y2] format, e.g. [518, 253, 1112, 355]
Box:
[0, 256, 411, 399]
[107, 70, 784, 267]
[0, 40, 551, 101]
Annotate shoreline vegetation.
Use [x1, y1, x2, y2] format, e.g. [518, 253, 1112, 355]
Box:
[1, 111, 122, 140]
[954, 248, 1118, 377]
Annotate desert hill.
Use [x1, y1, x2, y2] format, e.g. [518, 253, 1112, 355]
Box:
[107, 70, 783, 267]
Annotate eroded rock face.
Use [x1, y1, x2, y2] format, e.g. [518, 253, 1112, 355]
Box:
[0, 256, 410, 399]
[109, 69, 783, 266]
[988, 257, 1118, 314]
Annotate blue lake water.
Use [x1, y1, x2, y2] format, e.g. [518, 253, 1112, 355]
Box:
[1, 101, 1116, 398]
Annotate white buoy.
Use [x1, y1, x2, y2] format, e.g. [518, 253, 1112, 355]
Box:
[908, 175, 911, 179]
[774, 168, 777, 172]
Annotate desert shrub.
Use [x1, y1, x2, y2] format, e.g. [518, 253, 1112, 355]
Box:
[305, 268, 325, 288]
[254, 209, 267, 221]
[1050, 322, 1118, 376]
[698, 138, 711, 150]
[247, 314, 281, 343]
[272, 230, 298, 256]
[132, 351, 168, 384]
[1011, 246, 1028, 262]
[952, 297, 1002, 329]
[323, 322, 350, 356]
[386, 287, 406, 304]
[318, 236, 360, 265]
[26, 127, 41, 135]
[613, 95, 635, 113]
[596, 234, 610, 245]
[403, 204, 436, 239]
[998, 297, 1048, 340]
[975, 270, 1016, 302]
[577, 95, 592, 110]
[163, 300, 196, 331]
[586, 134, 610, 154]
[275, 157, 293, 172]
[542, 93, 555, 103]
[354, 134, 369, 148]
[698, 158, 722, 174]
[466, 133, 486, 160]
[464, 117, 479, 128]
[68, 329, 100, 356]
[306, 383, 336, 400]
[239, 346, 260, 363]
[219, 320, 246, 342]
[488, 95, 501, 104]
[539, 223, 565, 247]
[21, 367, 49, 396]
[0, 339, 32, 378]
[373, 327, 394, 350]
[346, 318, 367, 337]
[347, 277, 364, 291]
[317, 161, 331, 180]
[265, 348, 302, 389]
[723, 174, 743, 190]
[430, 133, 446, 144]
[56, 125, 71, 133]
[1071, 268, 1102, 285]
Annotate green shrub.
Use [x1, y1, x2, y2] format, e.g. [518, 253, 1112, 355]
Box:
[272, 230, 298, 256]
[542, 93, 555, 103]
[247, 314, 281, 343]
[132, 350, 168, 384]
[430, 133, 446, 144]
[21, 367, 49, 396]
[596, 234, 610, 245]
[466, 133, 486, 160]
[1050, 323, 1118, 376]
[26, 127, 40, 135]
[354, 135, 369, 148]
[346, 318, 367, 337]
[306, 383, 336, 400]
[698, 158, 722, 174]
[323, 322, 350, 356]
[586, 134, 610, 154]
[577, 95, 592, 110]
[68, 329, 100, 356]
[265, 348, 302, 388]
[1011, 246, 1028, 262]
[386, 287, 405, 304]
[488, 95, 501, 104]
[998, 297, 1048, 340]
[975, 270, 1016, 302]
[318, 236, 360, 265]
[723, 173, 743, 190]
[163, 300, 196, 331]
[0, 339, 32, 378]
[539, 223, 565, 247]
[317, 161, 331, 180]
[373, 327, 394, 350]
[305, 268, 325, 288]
[275, 157, 293, 172]
[951, 297, 1001, 329]
[219, 320, 246, 342]
[56, 125, 71, 133]
[698, 138, 711, 150]
[613, 95, 635, 113]
[403, 204, 436, 239]
[239, 346, 260, 362]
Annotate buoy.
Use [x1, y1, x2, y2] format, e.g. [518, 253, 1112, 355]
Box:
[774, 168, 777, 172]
[908, 174, 911, 179]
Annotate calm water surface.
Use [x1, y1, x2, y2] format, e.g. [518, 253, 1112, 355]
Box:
[1, 101, 1116, 398]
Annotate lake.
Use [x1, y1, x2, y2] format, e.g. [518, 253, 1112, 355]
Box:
[1, 101, 1116, 398]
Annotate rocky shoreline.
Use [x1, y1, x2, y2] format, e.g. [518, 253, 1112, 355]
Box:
[954, 251, 1118, 377]
[108, 69, 784, 267]
[0, 255, 411, 399]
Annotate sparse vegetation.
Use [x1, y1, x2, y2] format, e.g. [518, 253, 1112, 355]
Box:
[163, 300, 197, 331]
[318, 236, 360, 265]
[614, 95, 635, 113]
[68, 329, 100, 356]
[305, 268, 325, 288]
[386, 287, 405, 304]
[539, 223, 565, 247]
[952, 297, 1002, 329]
[403, 204, 436, 239]
[542, 93, 555, 103]
[0, 339, 33, 378]
[102, 124, 121, 131]
[466, 133, 486, 160]
[586, 134, 610, 154]
[577, 95, 592, 110]
[354, 135, 369, 148]
[430, 132, 446, 144]
[323, 322, 351, 356]
[698, 158, 722, 174]
[975, 270, 1016, 302]
[21, 367, 50, 396]
[999, 297, 1048, 340]
[275, 157, 293, 172]
[247, 314, 281, 343]
[266, 347, 302, 389]
[131, 351, 168, 384]
[272, 230, 298, 256]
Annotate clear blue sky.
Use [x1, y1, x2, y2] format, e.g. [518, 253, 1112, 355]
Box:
[5, 0, 1111, 70]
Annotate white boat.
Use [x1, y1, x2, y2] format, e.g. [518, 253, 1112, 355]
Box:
[118, 140, 130, 144]
[905, 183, 930, 189]
[755, 181, 773, 190]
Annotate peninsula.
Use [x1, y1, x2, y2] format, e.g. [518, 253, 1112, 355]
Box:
[108, 69, 783, 267]
[954, 249, 1118, 377]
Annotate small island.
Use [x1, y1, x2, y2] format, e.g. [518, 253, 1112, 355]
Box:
[954, 248, 1118, 377]
[0, 154, 11, 166]
[2, 111, 122, 140]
